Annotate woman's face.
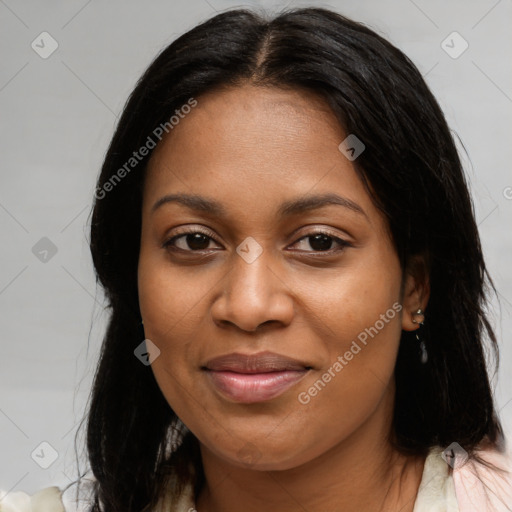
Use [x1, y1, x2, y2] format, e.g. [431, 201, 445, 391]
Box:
[138, 84, 421, 470]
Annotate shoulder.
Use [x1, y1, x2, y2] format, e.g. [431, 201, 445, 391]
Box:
[413, 442, 512, 512]
[0, 473, 97, 512]
[0, 486, 66, 512]
[451, 439, 512, 512]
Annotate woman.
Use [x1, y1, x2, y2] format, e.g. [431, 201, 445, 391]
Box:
[3, 6, 509, 512]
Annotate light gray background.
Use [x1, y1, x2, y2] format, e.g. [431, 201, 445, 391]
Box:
[1, 0, 511, 498]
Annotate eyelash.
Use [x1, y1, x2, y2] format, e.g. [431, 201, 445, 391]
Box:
[162, 227, 351, 255]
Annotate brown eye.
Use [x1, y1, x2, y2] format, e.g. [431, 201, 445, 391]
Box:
[163, 229, 220, 252]
[181, 233, 211, 250]
[308, 234, 335, 251]
[292, 231, 351, 253]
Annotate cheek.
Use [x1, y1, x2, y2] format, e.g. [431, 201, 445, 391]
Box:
[137, 255, 207, 423]
[292, 297, 402, 463]
[137, 252, 212, 408]
[293, 244, 403, 413]
[297, 245, 402, 352]
[137, 249, 214, 341]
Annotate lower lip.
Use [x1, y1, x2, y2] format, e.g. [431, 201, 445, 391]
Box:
[206, 370, 308, 403]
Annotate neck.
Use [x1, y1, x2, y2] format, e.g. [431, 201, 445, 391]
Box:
[195, 387, 426, 512]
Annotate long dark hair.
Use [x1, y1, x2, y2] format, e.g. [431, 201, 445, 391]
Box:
[78, 6, 505, 511]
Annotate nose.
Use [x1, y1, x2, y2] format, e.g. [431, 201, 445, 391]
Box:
[210, 247, 295, 333]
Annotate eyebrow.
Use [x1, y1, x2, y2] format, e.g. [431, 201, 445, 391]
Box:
[151, 192, 367, 218]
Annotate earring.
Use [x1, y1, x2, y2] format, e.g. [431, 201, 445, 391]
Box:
[412, 308, 424, 325]
[412, 308, 428, 364]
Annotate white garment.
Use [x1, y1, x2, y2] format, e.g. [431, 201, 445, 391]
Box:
[412, 446, 459, 512]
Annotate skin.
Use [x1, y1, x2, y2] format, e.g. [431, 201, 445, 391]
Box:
[138, 83, 430, 512]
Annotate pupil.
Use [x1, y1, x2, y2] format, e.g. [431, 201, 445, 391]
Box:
[187, 233, 209, 250]
[310, 234, 332, 251]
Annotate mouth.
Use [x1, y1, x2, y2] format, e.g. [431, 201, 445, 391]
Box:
[202, 351, 312, 403]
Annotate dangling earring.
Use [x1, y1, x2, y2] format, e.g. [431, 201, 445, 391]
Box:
[412, 308, 428, 364]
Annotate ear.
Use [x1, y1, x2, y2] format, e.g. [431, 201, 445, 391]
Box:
[401, 254, 430, 332]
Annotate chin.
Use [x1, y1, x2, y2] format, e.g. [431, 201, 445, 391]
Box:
[201, 434, 319, 472]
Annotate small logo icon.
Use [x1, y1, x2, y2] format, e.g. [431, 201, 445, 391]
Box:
[31, 32, 59, 59]
[31, 441, 59, 469]
[237, 442, 262, 465]
[32, 237, 58, 263]
[441, 32, 468, 59]
[338, 134, 365, 161]
[134, 339, 161, 366]
[236, 237, 263, 264]
[441, 442, 468, 469]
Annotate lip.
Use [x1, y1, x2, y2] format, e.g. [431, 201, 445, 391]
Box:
[203, 351, 311, 403]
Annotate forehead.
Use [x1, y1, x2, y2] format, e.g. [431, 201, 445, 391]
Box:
[143, 84, 377, 227]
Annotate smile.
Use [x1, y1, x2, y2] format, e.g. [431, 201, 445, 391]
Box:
[202, 351, 311, 403]
[205, 369, 309, 403]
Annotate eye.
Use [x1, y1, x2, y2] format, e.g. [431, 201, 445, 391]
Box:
[162, 228, 221, 252]
[291, 231, 351, 253]
[162, 227, 351, 255]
